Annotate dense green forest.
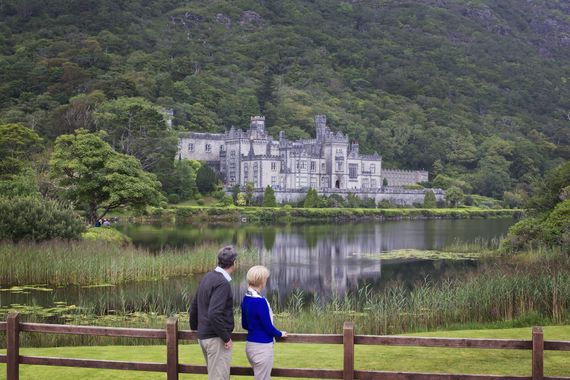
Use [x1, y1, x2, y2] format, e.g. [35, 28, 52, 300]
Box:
[1, 0, 569, 202]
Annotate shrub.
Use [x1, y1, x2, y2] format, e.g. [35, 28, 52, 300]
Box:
[262, 186, 277, 207]
[167, 194, 180, 204]
[423, 190, 437, 208]
[0, 197, 85, 242]
[196, 199, 205, 206]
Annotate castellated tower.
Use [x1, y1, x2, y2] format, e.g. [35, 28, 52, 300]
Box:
[315, 114, 327, 141]
[250, 116, 265, 132]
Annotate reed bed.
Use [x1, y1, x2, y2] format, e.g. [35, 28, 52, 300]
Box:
[0, 240, 257, 286]
[267, 249, 570, 335]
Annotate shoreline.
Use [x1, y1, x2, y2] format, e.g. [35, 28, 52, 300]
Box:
[136, 206, 523, 224]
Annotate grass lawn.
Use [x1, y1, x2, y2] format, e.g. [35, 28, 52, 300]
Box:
[1, 326, 569, 379]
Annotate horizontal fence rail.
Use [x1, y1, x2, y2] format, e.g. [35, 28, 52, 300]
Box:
[2, 313, 570, 380]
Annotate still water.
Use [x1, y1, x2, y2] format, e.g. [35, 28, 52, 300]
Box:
[0, 219, 516, 313]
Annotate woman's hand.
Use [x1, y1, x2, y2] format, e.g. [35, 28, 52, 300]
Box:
[281, 331, 288, 338]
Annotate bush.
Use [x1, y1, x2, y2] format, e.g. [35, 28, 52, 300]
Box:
[0, 197, 85, 242]
[196, 199, 205, 206]
[423, 190, 437, 208]
[167, 194, 180, 204]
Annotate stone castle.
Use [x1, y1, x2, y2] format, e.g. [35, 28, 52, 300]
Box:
[178, 115, 429, 195]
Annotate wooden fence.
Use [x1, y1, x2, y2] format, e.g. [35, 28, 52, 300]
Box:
[1, 312, 570, 380]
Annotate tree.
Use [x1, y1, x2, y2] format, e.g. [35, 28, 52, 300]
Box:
[167, 159, 198, 202]
[196, 165, 218, 194]
[445, 186, 464, 208]
[304, 188, 320, 208]
[423, 190, 437, 208]
[236, 192, 247, 206]
[0, 123, 43, 177]
[528, 161, 570, 212]
[245, 182, 254, 206]
[432, 159, 444, 177]
[94, 97, 178, 173]
[231, 184, 241, 204]
[50, 129, 163, 224]
[263, 186, 277, 207]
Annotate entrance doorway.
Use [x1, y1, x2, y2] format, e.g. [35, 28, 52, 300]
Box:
[335, 179, 340, 189]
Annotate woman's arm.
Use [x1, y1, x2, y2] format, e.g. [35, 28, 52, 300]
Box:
[241, 301, 249, 330]
[257, 299, 282, 338]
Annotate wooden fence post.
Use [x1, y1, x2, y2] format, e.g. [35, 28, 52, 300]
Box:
[532, 326, 544, 380]
[166, 317, 179, 380]
[7, 313, 20, 380]
[343, 322, 354, 380]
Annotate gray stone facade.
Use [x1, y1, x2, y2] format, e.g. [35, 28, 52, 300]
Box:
[178, 115, 428, 194]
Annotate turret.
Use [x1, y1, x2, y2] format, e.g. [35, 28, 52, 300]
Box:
[250, 116, 265, 132]
[315, 114, 327, 141]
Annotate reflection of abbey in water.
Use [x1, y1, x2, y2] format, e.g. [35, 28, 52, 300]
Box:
[242, 222, 450, 298]
[179, 115, 428, 191]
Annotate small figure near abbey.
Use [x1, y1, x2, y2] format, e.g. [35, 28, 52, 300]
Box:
[189, 246, 238, 380]
[242, 265, 288, 380]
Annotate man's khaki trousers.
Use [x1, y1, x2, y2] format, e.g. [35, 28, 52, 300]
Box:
[199, 337, 232, 380]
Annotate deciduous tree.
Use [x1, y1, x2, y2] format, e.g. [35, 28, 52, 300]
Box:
[50, 129, 163, 224]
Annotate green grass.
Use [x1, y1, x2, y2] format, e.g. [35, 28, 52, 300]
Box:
[0, 326, 568, 379]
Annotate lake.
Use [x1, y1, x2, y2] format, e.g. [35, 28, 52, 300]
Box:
[0, 218, 516, 316]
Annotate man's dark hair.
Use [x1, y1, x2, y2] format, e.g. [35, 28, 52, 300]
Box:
[217, 245, 237, 269]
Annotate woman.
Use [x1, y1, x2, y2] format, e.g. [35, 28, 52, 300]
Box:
[241, 265, 288, 380]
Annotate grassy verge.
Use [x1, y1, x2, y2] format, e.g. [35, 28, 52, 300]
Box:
[138, 206, 522, 224]
[0, 240, 256, 286]
[0, 326, 568, 379]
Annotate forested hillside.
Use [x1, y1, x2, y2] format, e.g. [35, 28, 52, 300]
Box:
[1, 0, 569, 201]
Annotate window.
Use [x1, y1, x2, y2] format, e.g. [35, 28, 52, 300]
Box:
[320, 176, 328, 188]
[188, 143, 194, 152]
[370, 164, 375, 174]
[349, 164, 358, 179]
[321, 163, 326, 171]
[244, 164, 249, 179]
[205, 144, 211, 153]
[301, 161, 306, 169]
[310, 161, 316, 171]
[363, 178, 369, 189]
[271, 162, 277, 171]
[336, 161, 343, 172]
[230, 150, 236, 158]
[271, 176, 277, 185]
[371, 179, 377, 189]
[336, 148, 343, 155]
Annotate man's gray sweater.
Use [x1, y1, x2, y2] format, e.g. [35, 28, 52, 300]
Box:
[189, 271, 234, 343]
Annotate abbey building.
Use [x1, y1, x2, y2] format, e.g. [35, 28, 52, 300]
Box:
[178, 115, 428, 191]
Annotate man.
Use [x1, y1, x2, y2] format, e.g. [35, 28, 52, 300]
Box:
[190, 245, 237, 380]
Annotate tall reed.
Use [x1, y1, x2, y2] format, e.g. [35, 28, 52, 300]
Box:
[0, 240, 257, 286]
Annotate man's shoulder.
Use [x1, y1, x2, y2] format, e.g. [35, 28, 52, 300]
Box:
[201, 271, 228, 286]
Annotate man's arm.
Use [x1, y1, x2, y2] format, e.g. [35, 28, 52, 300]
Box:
[207, 282, 232, 343]
[189, 292, 198, 331]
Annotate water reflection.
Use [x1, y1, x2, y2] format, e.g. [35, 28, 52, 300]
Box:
[1, 219, 515, 313]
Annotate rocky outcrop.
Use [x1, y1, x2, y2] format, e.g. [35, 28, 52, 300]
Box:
[215, 13, 232, 29]
[239, 10, 263, 29]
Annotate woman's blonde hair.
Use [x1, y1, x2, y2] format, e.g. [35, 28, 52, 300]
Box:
[247, 265, 270, 287]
